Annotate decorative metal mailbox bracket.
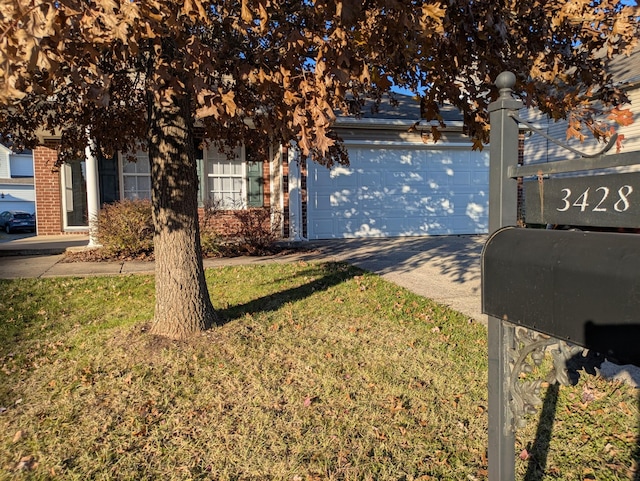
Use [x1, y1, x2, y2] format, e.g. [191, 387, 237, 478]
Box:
[484, 72, 640, 480]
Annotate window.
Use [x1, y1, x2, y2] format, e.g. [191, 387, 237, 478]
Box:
[207, 148, 244, 208]
[118, 146, 263, 208]
[206, 147, 263, 209]
[121, 152, 151, 200]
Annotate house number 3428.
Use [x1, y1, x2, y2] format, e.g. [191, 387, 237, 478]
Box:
[557, 185, 633, 213]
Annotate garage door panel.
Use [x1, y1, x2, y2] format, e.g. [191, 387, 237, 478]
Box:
[471, 155, 491, 169]
[440, 152, 470, 167]
[307, 147, 489, 239]
[425, 173, 450, 189]
[471, 171, 489, 185]
[451, 171, 472, 185]
[358, 171, 384, 187]
[314, 215, 486, 238]
[311, 192, 333, 210]
[310, 219, 335, 237]
[386, 170, 427, 182]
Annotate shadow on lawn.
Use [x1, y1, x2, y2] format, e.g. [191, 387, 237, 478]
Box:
[524, 368, 640, 481]
[309, 235, 484, 286]
[217, 263, 361, 322]
[524, 383, 560, 481]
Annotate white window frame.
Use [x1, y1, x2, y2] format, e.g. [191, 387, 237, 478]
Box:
[115, 147, 257, 210]
[205, 146, 248, 210]
[119, 151, 151, 200]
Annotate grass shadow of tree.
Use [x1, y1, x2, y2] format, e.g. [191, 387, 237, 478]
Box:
[215, 263, 361, 323]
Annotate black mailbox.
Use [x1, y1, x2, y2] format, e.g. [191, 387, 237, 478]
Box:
[482, 227, 640, 365]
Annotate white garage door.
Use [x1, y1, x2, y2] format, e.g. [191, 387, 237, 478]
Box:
[307, 146, 489, 239]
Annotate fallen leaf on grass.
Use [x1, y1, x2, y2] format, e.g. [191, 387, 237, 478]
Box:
[303, 396, 319, 407]
[581, 386, 596, 404]
[15, 456, 37, 471]
[12, 430, 24, 443]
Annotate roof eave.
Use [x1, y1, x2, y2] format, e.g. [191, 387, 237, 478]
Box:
[333, 117, 465, 131]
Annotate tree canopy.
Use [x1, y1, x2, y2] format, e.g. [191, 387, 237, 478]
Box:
[0, 0, 638, 338]
[1, 0, 638, 157]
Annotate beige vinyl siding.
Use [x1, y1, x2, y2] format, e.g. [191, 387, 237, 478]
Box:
[522, 86, 640, 165]
[0, 147, 10, 178]
[618, 87, 640, 153]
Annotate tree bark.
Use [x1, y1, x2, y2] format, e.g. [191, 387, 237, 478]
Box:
[147, 92, 220, 339]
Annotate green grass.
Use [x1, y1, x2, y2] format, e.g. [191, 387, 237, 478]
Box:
[0, 262, 637, 480]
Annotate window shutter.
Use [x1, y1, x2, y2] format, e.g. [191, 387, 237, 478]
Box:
[195, 142, 204, 204]
[246, 161, 264, 207]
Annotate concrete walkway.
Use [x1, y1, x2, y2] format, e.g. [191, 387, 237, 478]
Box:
[0, 232, 637, 386]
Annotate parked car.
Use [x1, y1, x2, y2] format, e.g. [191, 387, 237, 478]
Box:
[0, 210, 36, 233]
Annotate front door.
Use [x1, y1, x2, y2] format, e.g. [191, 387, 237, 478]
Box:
[62, 159, 88, 229]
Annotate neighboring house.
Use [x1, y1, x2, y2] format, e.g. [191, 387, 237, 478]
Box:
[0, 144, 35, 214]
[32, 95, 490, 239]
[523, 46, 640, 162]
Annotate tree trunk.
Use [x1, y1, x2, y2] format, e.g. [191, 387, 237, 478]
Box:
[147, 92, 220, 339]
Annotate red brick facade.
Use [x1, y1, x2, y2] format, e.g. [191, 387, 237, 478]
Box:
[32, 142, 277, 237]
[33, 143, 68, 235]
[198, 160, 274, 236]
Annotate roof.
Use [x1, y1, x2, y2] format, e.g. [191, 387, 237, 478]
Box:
[335, 94, 465, 129]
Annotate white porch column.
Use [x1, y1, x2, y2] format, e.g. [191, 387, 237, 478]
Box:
[287, 143, 306, 241]
[84, 138, 101, 247]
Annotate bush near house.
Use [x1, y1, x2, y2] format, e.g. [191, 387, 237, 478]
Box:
[201, 199, 283, 256]
[93, 199, 154, 259]
[87, 199, 283, 260]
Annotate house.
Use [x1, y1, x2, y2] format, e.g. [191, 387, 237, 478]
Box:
[33, 139, 281, 237]
[299, 97, 489, 239]
[32, 95, 490, 239]
[0, 144, 35, 214]
[522, 46, 640, 162]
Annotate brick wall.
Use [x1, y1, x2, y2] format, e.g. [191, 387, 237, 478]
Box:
[199, 207, 273, 237]
[261, 159, 271, 209]
[33, 143, 67, 235]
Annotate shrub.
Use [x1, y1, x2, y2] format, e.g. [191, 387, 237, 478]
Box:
[94, 199, 154, 258]
[92, 199, 282, 260]
[232, 207, 283, 254]
[201, 199, 283, 256]
[199, 225, 225, 257]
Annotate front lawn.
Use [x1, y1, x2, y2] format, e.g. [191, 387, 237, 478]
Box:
[0, 262, 637, 480]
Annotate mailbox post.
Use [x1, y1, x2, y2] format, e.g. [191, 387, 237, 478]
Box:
[484, 72, 640, 480]
[487, 72, 522, 481]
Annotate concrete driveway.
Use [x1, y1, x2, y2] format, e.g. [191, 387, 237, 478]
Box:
[310, 235, 485, 324]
